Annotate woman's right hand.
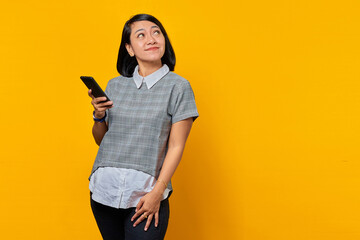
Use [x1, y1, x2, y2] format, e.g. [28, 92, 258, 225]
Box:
[88, 89, 113, 119]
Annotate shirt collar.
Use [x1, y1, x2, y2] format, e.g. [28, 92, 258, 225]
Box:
[133, 64, 170, 89]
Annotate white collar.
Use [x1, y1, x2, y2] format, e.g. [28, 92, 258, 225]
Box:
[133, 64, 170, 89]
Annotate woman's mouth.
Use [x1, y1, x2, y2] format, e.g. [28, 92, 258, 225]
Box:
[146, 47, 159, 51]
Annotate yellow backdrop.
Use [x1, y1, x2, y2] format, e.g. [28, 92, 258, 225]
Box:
[1, 0, 359, 239]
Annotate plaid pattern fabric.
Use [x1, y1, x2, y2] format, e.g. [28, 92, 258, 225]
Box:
[89, 67, 199, 192]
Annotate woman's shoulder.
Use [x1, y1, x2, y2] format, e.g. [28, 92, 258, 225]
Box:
[106, 75, 132, 86]
[163, 71, 191, 87]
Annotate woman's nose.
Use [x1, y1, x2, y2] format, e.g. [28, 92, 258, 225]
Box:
[147, 36, 156, 44]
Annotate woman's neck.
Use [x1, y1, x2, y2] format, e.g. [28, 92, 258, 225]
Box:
[137, 61, 162, 77]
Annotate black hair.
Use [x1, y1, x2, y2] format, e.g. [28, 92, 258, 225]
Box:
[116, 14, 176, 77]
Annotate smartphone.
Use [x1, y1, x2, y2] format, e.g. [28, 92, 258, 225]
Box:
[80, 76, 112, 104]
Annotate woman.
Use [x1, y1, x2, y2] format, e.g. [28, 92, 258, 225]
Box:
[87, 14, 199, 240]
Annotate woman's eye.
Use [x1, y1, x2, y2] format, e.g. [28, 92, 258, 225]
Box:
[154, 30, 160, 35]
[137, 33, 144, 38]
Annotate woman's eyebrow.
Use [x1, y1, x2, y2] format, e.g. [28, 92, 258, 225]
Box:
[134, 26, 160, 34]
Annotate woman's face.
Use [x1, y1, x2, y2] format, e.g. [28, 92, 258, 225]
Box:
[126, 20, 166, 65]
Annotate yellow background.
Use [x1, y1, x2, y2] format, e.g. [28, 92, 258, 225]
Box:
[1, 0, 360, 239]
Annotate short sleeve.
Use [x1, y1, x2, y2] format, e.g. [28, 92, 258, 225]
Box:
[169, 81, 199, 124]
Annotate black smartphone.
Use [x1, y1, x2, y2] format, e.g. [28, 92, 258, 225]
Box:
[80, 76, 112, 104]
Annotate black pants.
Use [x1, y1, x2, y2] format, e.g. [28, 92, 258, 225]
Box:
[90, 192, 170, 240]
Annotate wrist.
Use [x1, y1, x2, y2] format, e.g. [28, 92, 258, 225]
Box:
[152, 179, 167, 195]
[93, 110, 106, 122]
[151, 187, 164, 199]
[94, 111, 105, 119]
[157, 179, 167, 189]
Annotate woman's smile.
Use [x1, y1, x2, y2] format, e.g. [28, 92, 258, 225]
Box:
[145, 47, 159, 51]
[125, 20, 166, 66]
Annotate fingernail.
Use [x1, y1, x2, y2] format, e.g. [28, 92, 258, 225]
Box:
[135, 209, 137, 212]
[144, 228, 148, 231]
[133, 224, 136, 227]
[155, 224, 158, 227]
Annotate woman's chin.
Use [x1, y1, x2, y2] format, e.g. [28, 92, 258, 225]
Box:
[138, 56, 163, 64]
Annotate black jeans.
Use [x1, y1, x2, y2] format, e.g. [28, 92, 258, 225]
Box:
[90, 192, 170, 240]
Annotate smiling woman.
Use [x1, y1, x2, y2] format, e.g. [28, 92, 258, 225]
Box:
[86, 14, 199, 240]
[117, 14, 176, 78]
[126, 22, 165, 65]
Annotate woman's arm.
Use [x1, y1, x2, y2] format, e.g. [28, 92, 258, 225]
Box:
[88, 89, 113, 146]
[155, 117, 194, 191]
[131, 117, 194, 230]
[92, 121, 108, 146]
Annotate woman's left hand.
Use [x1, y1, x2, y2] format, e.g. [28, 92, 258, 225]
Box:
[131, 190, 163, 231]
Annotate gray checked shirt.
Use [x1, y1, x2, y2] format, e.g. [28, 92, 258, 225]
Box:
[89, 64, 199, 197]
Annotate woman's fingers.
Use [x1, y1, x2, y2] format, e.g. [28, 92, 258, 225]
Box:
[88, 89, 95, 99]
[144, 214, 153, 231]
[94, 102, 113, 112]
[131, 194, 161, 229]
[92, 96, 113, 113]
[132, 211, 148, 227]
[93, 97, 109, 105]
[89, 93, 110, 106]
[154, 211, 159, 227]
[98, 101, 113, 108]
[131, 199, 144, 221]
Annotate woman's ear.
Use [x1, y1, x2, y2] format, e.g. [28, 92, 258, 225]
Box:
[125, 43, 134, 57]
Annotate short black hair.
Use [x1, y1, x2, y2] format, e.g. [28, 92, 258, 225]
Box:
[116, 14, 176, 77]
